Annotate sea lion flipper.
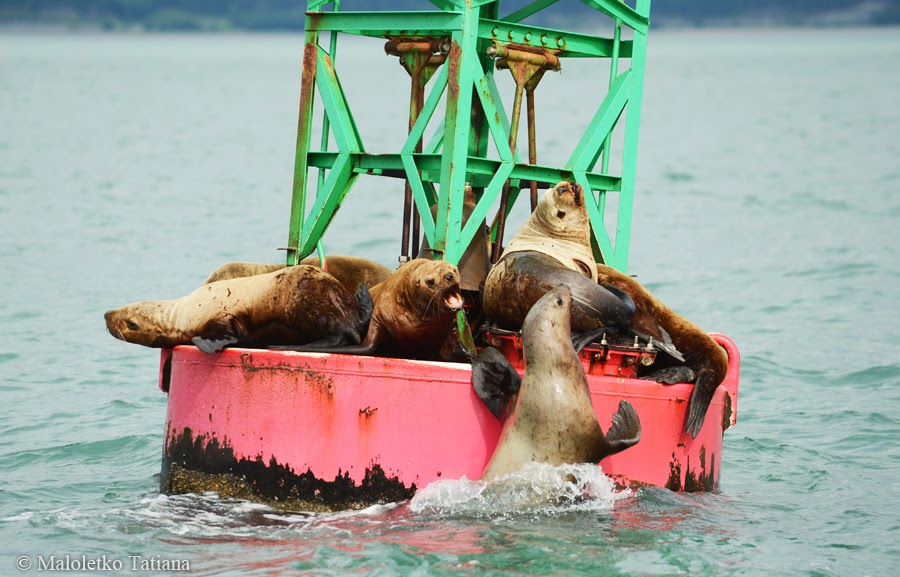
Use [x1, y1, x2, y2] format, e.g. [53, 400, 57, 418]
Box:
[571, 328, 607, 354]
[353, 282, 374, 337]
[685, 368, 719, 438]
[599, 282, 637, 317]
[601, 400, 642, 458]
[641, 365, 697, 385]
[472, 346, 521, 421]
[191, 335, 239, 354]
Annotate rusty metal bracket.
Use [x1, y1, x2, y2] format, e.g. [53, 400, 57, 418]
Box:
[385, 37, 450, 262]
[487, 42, 560, 263]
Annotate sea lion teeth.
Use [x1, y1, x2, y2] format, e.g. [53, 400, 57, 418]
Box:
[444, 293, 464, 310]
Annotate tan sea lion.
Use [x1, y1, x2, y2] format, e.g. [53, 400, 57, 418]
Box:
[203, 255, 392, 294]
[274, 258, 464, 361]
[483, 182, 682, 360]
[105, 265, 373, 353]
[596, 264, 729, 438]
[473, 286, 642, 480]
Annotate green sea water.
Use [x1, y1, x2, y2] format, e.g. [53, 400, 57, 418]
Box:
[1, 27, 899, 576]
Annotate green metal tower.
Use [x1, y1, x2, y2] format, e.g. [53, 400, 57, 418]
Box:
[286, 0, 651, 273]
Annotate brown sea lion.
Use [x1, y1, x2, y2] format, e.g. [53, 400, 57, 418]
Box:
[473, 286, 642, 480]
[274, 259, 464, 361]
[596, 264, 729, 439]
[418, 186, 490, 293]
[483, 182, 682, 360]
[203, 255, 392, 294]
[105, 265, 373, 353]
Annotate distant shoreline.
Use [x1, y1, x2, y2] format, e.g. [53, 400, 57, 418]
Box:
[2, 19, 899, 35]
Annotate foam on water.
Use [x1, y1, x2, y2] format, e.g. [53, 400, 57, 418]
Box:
[410, 463, 630, 518]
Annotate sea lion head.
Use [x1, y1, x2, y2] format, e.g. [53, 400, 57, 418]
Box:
[411, 259, 464, 317]
[521, 284, 574, 365]
[532, 181, 591, 246]
[105, 302, 180, 348]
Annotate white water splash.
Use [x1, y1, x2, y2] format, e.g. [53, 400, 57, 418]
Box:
[409, 462, 631, 518]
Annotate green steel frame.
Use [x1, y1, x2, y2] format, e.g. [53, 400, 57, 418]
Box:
[286, 0, 651, 273]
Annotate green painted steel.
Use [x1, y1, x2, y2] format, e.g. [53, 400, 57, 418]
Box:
[287, 0, 652, 273]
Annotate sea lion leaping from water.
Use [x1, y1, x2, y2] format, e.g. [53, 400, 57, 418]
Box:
[473, 286, 642, 480]
[105, 265, 373, 353]
[274, 259, 464, 361]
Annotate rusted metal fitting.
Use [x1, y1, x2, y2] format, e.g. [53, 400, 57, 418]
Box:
[384, 37, 450, 57]
[488, 43, 560, 71]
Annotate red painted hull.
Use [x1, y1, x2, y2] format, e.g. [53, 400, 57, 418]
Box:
[159, 334, 739, 501]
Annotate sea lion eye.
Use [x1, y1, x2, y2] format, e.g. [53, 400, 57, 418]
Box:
[426, 278, 435, 287]
[557, 210, 566, 218]
[556, 297, 563, 305]
[126, 320, 138, 330]
[444, 273, 453, 281]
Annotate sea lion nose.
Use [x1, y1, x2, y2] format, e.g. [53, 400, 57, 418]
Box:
[104, 310, 112, 322]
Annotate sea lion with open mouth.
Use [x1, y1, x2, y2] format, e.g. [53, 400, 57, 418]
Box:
[105, 265, 373, 353]
[274, 258, 464, 361]
[473, 286, 642, 480]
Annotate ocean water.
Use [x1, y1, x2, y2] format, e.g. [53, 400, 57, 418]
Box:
[1, 27, 899, 576]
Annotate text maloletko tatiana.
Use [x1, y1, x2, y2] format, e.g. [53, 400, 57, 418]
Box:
[35, 554, 190, 571]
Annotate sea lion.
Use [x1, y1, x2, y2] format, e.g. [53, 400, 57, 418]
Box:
[418, 186, 490, 293]
[274, 259, 464, 361]
[203, 255, 392, 294]
[105, 265, 373, 353]
[473, 286, 642, 480]
[483, 181, 682, 360]
[596, 264, 729, 438]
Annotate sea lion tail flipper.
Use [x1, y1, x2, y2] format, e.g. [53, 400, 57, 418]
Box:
[191, 335, 239, 354]
[599, 282, 636, 318]
[601, 400, 642, 457]
[685, 368, 719, 438]
[353, 282, 374, 336]
[271, 320, 382, 356]
[571, 328, 607, 354]
[641, 365, 697, 385]
[471, 346, 522, 421]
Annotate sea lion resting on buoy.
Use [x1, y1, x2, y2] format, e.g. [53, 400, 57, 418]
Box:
[204, 255, 392, 294]
[596, 264, 728, 439]
[483, 181, 682, 360]
[105, 265, 373, 353]
[274, 259, 464, 361]
[473, 286, 642, 480]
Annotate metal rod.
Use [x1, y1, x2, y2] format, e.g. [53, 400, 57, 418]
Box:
[491, 80, 525, 263]
[527, 85, 538, 211]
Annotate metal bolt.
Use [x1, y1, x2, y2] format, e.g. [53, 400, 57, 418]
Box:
[524, 32, 532, 42]
[556, 37, 565, 48]
[492, 26, 499, 37]
[541, 34, 548, 45]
